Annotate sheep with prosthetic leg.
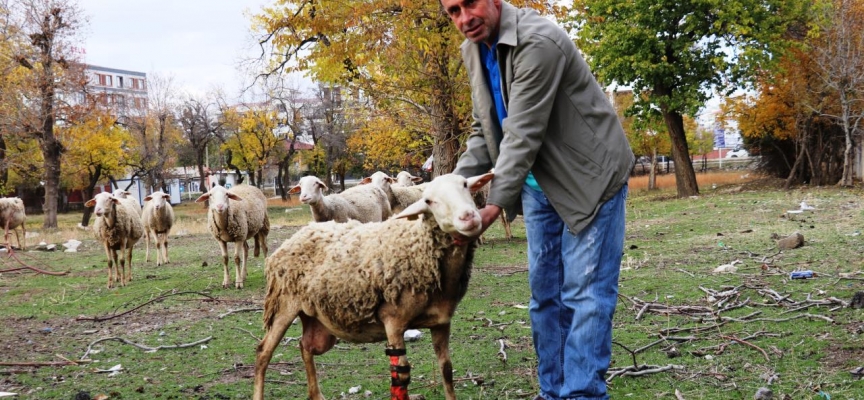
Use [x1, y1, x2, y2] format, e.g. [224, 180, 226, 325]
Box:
[253, 172, 494, 400]
[195, 184, 269, 289]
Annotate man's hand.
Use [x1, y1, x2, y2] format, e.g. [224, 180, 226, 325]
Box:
[452, 204, 502, 245]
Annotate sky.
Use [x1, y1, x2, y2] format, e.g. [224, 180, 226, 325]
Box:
[76, 0, 310, 99]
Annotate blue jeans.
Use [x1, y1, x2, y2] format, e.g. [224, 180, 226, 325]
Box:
[523, 183, 627, 400]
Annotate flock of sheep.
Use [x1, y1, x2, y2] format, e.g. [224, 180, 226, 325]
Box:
[2, 170, 497, 399]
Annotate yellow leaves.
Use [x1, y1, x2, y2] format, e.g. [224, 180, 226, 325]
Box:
[59, 109, 131, 189]
[221, 107, 282, 172]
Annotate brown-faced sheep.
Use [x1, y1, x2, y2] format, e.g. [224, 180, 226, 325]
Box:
[86, 192, 144, 288]
[288, 175, 391, 223]
[253, 172, 494, 400]
[195, 184, 269, 289]
[142, 191, 175, 266]
[0, 197, 26, 251]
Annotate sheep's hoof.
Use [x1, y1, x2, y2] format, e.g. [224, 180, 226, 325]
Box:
[235, 282, 244, 289]
[222, 283, 230, 289]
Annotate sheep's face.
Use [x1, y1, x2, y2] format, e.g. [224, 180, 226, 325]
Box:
[292, 176, 326, 204]
[395, 171, 421, 187]
[112, 190, 131, 199]
[195, 186, 241, 214]
[85, 192, 119, 217]
[144, 191, 170, 210]
[362, 171, 396, 191]
[397, 173, 493, 237]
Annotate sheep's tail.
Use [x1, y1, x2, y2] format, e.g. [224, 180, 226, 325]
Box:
[262, 266, 282, 331]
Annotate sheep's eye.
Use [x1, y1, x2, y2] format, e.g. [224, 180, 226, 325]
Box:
[425, 199, 433, 205]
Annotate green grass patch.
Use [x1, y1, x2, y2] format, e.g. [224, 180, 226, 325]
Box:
[1, 177, 863, 399]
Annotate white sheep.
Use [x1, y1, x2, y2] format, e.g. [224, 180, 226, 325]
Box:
[288, 175, 391, 223]
[195, 184, 269, 289]
[394, 171, 423, 187]
[0, 197, 26, 251]
[85, 192, 144, 288]
[253, 172, 494, 400]
[112, 189, 142, 214]
[361, 171, 425, 214]
[142, 191, 175, 266]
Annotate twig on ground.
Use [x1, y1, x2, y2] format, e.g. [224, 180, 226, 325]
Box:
[0, 251, 69, 275]
[218, 307, 263, 319]
[719, 334, 770, 361]
[75, 291, 216, 322]
[606, 364, 684, 382]
[234, 327, 262, 342]
[80, 336, 213, 361]
[497, 339, 507, 363]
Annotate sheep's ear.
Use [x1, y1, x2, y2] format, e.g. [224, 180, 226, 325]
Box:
[227, 193, 243, 201]
[84, 199, 96, 208]
[143, 195, 153, 201]
[195, 193, 210, 203]
[468, 173, 494, 193]
[288, 185, 301, 195]
[162, 194, 171, 199]
[411, 176, 423, 183]
[359, 177, 372, 185]
[394, 200, 429, 220]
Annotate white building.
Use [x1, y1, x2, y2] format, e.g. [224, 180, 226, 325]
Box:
[85, 65, 148, 113]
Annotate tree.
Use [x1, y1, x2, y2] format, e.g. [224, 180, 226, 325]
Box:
[611, 90, 670, 189]
[124, 73, 182, 192]
[250, 0, 561, 177]
[11, 0, 86, 227]
[220, 105, 280, 187]
[59, 109, 130, 226]
[178, 95, 223, 195]
[809, 0, 864, 186]
[571, 0, 806, 197]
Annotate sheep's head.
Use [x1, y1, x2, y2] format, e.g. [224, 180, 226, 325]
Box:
[395, 171, 422, 187]
[144, 191, 171, 210]
[195, 185, 242, 214]
[361, 171, 396, 191]
[85, 192, 119, 217]
[288, 176, 326, 204]
[395, 173, 493, 237]
[112, 189, 132, 199]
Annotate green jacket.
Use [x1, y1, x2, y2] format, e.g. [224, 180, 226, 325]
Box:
[453, 1, 634, 234]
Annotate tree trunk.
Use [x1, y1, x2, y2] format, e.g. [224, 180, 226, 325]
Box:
[649, 149, 657, 190]
[80, 166, 103, 227]
[0, 135, 7, 193]
[660, 108, 699, 197]
[41, 140, 62, 228]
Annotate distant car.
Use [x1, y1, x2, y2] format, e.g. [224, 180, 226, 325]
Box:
[725, 148, 749, 158]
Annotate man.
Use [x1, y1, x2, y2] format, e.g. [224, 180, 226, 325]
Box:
[441, 0, 634, 399]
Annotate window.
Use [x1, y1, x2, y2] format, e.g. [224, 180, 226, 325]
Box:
[131, 78, 146, 90]
[95, 73, 112, 87]
[118, 76, 124, 88]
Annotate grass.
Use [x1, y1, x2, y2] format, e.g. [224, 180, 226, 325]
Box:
[1, 173, 863, 399]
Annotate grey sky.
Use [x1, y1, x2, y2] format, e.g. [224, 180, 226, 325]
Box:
[77, 0, 306, 98]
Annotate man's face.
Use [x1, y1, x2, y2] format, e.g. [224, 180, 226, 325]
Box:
[441, 0, 502, 45]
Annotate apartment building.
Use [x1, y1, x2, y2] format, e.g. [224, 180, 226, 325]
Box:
[85, 65, 148, 113]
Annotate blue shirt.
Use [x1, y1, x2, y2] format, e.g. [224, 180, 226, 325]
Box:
[480, 40, 542, 192]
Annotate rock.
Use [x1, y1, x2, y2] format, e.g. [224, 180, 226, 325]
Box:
[777, 232, 804, 250]
[754, 387, 773, 400]
[403, 329, 423, 342]
[850, 292, 864, 309]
